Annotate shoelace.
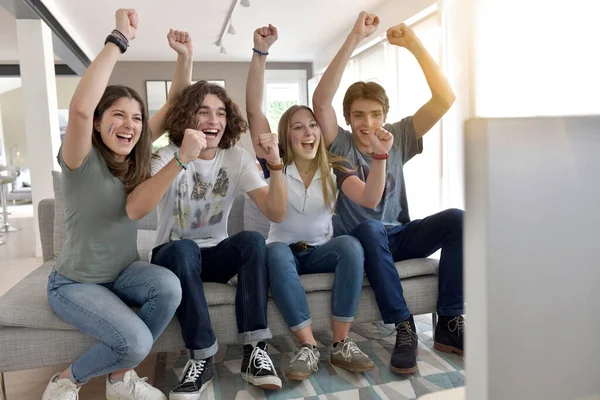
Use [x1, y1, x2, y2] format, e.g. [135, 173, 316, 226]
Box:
[247, 346, 277, 376]
[395, 321, 418, 347]
[127, 375, 152, 397]
[448, 316, 465, 336]
[340, 340, 365, 360]
[54, 383, 79, 400]
[291, 346, 319, 371]
[182, 359, 206, 385]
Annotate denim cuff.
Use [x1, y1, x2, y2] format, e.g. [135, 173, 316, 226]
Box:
[289, 318, 312, 332]
[189, 339, 218, 360]
[383, 309, 411, 325]
[69, 364, 83, 385]
[332, 315, 354, 323]
[437, 306, 464, 317]
[238, 327, 272, 344]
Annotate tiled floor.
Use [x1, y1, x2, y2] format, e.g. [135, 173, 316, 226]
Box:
[0, 204, 161, 399]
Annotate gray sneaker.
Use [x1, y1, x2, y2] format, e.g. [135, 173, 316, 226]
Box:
[285, 344, 320, 381]
[329, 338, 375, 372]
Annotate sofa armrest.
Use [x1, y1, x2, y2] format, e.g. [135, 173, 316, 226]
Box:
[38, 198, 55, 263]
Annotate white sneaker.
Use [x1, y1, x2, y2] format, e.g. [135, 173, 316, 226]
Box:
[106, 370, 166, 400]
[42, 373, 80, 400]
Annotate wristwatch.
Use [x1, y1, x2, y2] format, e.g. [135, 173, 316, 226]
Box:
[266, 158, 284, 171]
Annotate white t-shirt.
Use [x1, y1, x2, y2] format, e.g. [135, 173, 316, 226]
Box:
[266, 162, 335, 246]
[152, 142, 267, 249]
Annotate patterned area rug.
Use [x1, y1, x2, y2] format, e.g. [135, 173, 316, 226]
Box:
[156, 315, 464, 399]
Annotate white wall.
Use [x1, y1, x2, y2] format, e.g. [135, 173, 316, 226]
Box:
[0, 76, 80, 168]
[465, 116, 600, 400]
[312, 0, 436, 74]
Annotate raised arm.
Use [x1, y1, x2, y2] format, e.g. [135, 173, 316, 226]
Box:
[246, 24, 278, 158]
[312, 12, 379, 148]
[339, 127, 393, 208]
[62, 9, 137, 170]
[126, 129, 206, 220]
[386, 23, 455, 138]
[148, 29, 193, 142]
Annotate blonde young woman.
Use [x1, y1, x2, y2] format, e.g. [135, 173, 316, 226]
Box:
[246, 24, 394, 381]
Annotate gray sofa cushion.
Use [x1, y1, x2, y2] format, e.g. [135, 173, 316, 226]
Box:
[0, 256, 437, 332]
[243, 195, 270, 238]
[0, 262, 238, 331]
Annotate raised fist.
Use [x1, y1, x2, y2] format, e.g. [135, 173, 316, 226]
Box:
[179, 129, 207, 164]
[351, 11, 380, 39]
[253, 24, 278, 54]
[255, 132, 280, 165]
[168, 29, 193, 57]
[386, 23, 419, 50]
[369, 127, 394, 155]
[115, 9, 138, 41]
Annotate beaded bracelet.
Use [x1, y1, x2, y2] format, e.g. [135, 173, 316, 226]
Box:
[174, 151, 188, 170]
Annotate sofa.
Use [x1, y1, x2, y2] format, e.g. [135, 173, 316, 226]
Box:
[0, 173, 439, 399]
[6, 167, 32, 204]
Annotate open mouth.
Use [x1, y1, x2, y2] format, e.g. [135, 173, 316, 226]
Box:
[203, 129, 219, 139]
[301, 140, 315, 151]
[116, 133, 133, 144]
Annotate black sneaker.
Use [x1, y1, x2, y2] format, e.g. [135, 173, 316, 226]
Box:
[389, 315, 418, 374]
[434, 315, 465, 356]
[240, 342, 282, 390]
[169, 357, 213, 400]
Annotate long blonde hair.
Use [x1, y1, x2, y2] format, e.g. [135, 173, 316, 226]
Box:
[277, 105, 353, 212]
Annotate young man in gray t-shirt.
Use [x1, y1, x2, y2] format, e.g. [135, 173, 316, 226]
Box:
[313, 12, 464, 375]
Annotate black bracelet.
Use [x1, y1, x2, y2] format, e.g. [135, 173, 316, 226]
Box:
[111, 29, 128, 44]
[105, 33, 127, 54]
[252, 48, 269, 56]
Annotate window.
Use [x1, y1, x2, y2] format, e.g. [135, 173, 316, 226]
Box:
[473, 0, 600, 117]
[263, 70, 307, 132]
[394, 15, 442, 220]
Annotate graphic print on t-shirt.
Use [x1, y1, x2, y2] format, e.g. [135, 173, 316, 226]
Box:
[170, 167, 230, 241]
[383, 172, 396, 200]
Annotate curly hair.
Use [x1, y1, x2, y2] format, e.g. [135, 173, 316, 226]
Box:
[164, 81, 247, 149]
[92, 85, 152, 194]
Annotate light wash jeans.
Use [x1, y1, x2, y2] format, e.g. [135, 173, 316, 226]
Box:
[267, 235, 365, 331]
[47, 261, 182, 384]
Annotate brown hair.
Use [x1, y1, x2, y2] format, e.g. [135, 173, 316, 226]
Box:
[278, 105, 353, 212]
[92, 85, 152, 194]
[342, 81, 390, 123]
[165, 81, 247, 148]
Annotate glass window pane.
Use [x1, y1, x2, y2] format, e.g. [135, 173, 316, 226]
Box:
[146, 81, 167, 117]
[396, 15, 442, 220]
[266, 83, 300, 131]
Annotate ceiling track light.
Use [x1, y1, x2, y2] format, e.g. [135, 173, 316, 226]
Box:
[216, 0, 250, 53]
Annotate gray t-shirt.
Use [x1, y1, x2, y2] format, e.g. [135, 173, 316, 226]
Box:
[54, 146, 139, 283]
[331, 116, 422, 236]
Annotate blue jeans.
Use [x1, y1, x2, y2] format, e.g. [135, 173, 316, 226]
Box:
[150, 232, 272, 360]
[267, 235, 365, 331]
[46, 262, 182, 384]
[350, 209, 464, 323]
